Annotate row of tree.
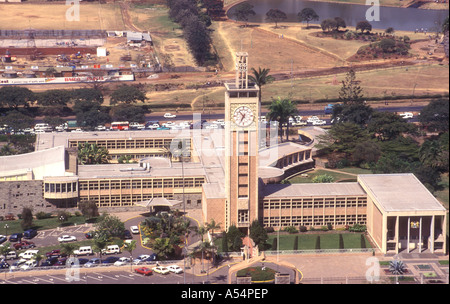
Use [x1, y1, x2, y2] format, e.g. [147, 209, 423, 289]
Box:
[0, 85, 148, 132]
[316, 70, 449, 192]
[166, 0, 213, 65]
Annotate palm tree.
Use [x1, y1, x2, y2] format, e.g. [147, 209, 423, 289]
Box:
[248, 67, 274, 103]
[153, 237, 174, 260]
[77, 142, 110, 165]
[266, 97, 298, 142]
[93, 236, 108, 261]
[206, 219, 221, 239]
[194, 225, 209, 273]
[123, 240, 137, 272]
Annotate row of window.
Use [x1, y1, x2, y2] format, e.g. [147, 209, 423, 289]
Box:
[78, 177, 205, 191]
[263, 197, 367, 209]
[69, 138, 190, 150]
[44, 182, 78, 193]
[263, 214, 367, 227]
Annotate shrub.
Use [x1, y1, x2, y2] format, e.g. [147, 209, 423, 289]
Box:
[35, 212, 53, 220]
[284, 226, 298, 234]
[299, 226, 308, 232]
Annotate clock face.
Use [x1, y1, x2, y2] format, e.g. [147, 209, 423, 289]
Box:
[233, 106, 255, 127]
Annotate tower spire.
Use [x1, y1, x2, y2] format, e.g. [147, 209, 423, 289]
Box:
[235, 52, 249, 89]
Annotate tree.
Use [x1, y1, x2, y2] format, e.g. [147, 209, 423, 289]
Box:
[297, 8, 319, 28]
[265, 8, 287, 28]
[316, 122, 371, 158]
[0, 86, 34, 109]
[77, 142, 110, 165]
[110, 104, 145, 123]
[60, 243, 76, 257]
[206, 219, 221, 238]
[338, 234, 344, 249]
[221, 231, 229, 253]
[110, 85, 147, 105]
[78, 200, 99, 219]
[334, 17, 346, 31]
[367, 111, 417, 141]
[21, 207, 33, 230]
[36, 89, 70, 107]
[184, 17, 212, 65]
[356, 20, 372, 33]
[321, 18, 337, 32]
[315, 236, 321, 250]
[249, 220, 268, 248]
[72, 99, 110, 129]
[153, 238, 174, 260]
[94, 213, 125, 240]
[71, 88, 103, 103]
[266, 97, 298, 142]
[419, 99, 449, 133]
[339, 69, 364, 105]
[248, 67, 274, 103]
[233, 2, 256, 27]
[0, 110, 35, 132]
[352, 140, 381, 167]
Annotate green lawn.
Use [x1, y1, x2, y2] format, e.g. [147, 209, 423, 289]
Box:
[0, 215, 91, 235]
[287, 169, 358, 184]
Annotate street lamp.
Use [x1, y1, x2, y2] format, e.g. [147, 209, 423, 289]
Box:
[4, 224, 9, 237]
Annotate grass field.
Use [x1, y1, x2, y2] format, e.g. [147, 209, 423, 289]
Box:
[0, 2, 125, 30]
[287, 169, 358, 184]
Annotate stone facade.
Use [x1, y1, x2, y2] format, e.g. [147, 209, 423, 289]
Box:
[0, 180, 50, 217]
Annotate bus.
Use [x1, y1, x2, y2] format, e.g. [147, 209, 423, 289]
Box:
[111, 121, 129, 131]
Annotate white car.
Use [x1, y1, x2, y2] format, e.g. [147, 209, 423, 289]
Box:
[167, 265, 183, 274]
[312, 120, 327, 126]
[130, 226, 140, 234]
[114, 257, 131, 266]
[147, 123, 160, 130]
[307, 116, 320, 123]
[133, 254, 151, 265]
[95, 125, 106, 131]
[152, 266, 170, 275]
[130, 122, 145, 130]
[20, 259, 37, 270]
[58, 235, 77, 243]
[293, 120, 307, 126]
[399, 112, 413, 119]
[164, 113, 177, 119]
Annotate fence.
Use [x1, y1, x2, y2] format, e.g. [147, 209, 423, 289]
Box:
[220, 248, 378, 257]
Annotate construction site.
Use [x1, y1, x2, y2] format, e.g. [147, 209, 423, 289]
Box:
[0, 28, 158, 85]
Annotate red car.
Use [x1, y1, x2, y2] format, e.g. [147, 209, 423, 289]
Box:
[135, 267, 153, 276]
[13, 240, 35, 250]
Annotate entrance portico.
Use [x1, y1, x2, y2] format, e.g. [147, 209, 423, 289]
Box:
[358, 174, 447, 255]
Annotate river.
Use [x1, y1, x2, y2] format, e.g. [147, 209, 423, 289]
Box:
[227, 0, 448, 31]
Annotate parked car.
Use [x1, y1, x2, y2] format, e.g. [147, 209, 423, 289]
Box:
[152, 266, 170, 275]
[292, 120, 307, 126]
[41, 257, 59, 267]
[114, 257, 131, 266]
[13, 240, 35, 250]
[54, 257, 68, 266]
[130, 122, 145, 130]
[130, 226, 140, 234]
[123, 230, 132, 239]
[20, 259, 38, 270]
[0, 260, 10, 269]
[135, 267, 153, 276]
[167, 265, 183, 274]
[0, 251, 17, 260]
[9, 233, 22, 242]
[74, 246, 93, 256]
[85, 232, 94, 239]
[164, 113, 177, 119]
[102, 256, 120, 264]
[58, 235, 77, 243]
[46, 249, 64, 258]
[84, 257, 102, 268]
[10, 259, 27, 270]
[0, 235, 7, 244]
[18, 249, 39, 260]
[133, 254, 151, 265]
[23, 229, 37, 239]
[101, 245, 120, 255]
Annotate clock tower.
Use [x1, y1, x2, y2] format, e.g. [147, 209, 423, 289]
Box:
[224, 52, 260, 232]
